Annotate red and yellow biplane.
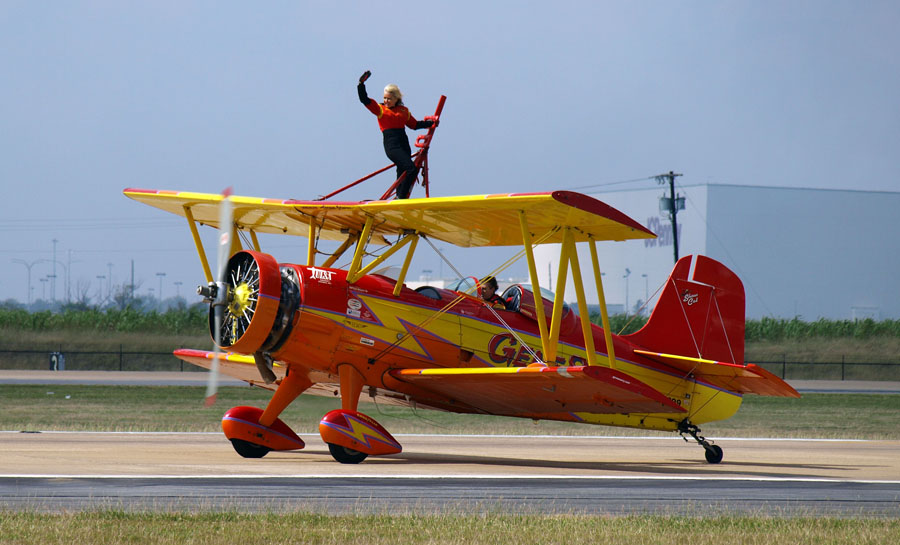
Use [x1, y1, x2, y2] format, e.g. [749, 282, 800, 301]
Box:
[123, 112, 798, 465]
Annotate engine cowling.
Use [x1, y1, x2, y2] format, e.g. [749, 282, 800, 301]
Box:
[209, 250, 300, 354]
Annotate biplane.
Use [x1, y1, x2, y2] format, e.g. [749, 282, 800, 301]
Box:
[123, 103, 798, 465]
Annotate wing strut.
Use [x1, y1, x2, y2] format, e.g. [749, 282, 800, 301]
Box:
[589, 238, 617, 369]
[519, 212, 550, 358]
[347, 228, 420, 285]
[564, 228, 598, 366]
[533, 227, 617, 368]
[184, 205, 213, 284]
[307, 218, 317, 266]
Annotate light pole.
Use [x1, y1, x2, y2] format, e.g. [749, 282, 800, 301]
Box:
[156, 272, 166, 304]
[642, 273, 648, 312]
[623, 268, 631, 316]
[96, 275, 106, 303]
[40, 277, 48, 300]
[174, 281, 183, 299]
[13, 259, 41, 306]
[107, 263, 113, 301]
[40, 259, 67, 304]
[51, 239, 58, 301]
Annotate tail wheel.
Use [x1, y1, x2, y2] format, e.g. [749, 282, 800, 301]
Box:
[211, 251, 281, 354]
[704, 444, 724, 464]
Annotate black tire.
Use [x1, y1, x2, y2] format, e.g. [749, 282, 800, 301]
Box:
[704, 444, 724, 464]
[230, 438, 271, 459]
[328, 443, 368, 464]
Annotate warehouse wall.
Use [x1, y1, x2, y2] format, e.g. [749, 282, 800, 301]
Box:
[534, 185, 899, 319]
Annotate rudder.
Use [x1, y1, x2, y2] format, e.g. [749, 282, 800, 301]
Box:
[626, 255, 745, 364]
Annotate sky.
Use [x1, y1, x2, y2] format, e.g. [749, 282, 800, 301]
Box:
[2, 1, 898, 307]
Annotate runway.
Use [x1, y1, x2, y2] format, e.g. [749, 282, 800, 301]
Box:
[2, 432, 899, 515]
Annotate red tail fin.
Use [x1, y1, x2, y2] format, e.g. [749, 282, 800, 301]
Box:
[627, 255, 745, 364]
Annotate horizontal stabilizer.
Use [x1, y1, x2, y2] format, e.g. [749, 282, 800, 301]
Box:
[634, 349, 800, 398]
[390, 364, 686, 416]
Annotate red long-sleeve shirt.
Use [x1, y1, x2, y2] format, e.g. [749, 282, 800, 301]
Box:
[364, 99, 421, 132]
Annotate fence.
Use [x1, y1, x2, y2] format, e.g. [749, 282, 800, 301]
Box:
[755, 358, 900, 382]
[0, 347, 203, 373]
[1, 349, 899, 381]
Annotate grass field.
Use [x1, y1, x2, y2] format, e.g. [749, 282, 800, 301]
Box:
[0, 512, 897, 545]
[2, 384, 899, 439]
[4, 385, 899, 539]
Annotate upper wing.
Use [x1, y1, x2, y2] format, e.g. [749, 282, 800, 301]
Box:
[123, 189, 655, 247]
[390, 365, 686, 416]
[633, 349, 801, 398]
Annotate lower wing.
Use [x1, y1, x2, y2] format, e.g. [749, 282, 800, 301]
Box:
[389, 364, 686, 416]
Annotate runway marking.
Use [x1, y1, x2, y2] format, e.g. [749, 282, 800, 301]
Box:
[3, 474, 898, 485]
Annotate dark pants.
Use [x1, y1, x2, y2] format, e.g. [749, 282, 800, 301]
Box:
[383, 129, 418, 199]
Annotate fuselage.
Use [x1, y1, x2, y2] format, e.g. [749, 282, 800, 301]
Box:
[256, 262, 742, 432]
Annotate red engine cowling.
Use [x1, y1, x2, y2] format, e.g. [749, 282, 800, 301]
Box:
[209, 250, 302, 355]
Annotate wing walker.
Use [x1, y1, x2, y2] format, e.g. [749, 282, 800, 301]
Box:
[125, 93, 798, 465]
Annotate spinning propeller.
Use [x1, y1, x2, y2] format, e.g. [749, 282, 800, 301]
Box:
[199, 188, 287, 405]
[202, 187, 234, 407]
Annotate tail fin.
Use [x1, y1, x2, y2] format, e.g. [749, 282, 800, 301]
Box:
[627, 255, 745, 364]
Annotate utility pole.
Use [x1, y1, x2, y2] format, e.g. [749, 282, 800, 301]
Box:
[655, 171, 684, 264]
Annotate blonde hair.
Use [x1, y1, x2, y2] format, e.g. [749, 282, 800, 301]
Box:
[383, 84, 403, 105]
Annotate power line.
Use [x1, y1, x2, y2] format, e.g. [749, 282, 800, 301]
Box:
[0, 219, 180, 232]
[563, 175, 659, 192]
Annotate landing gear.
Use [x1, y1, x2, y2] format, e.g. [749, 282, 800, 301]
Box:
[678, 420, 724, 464]
[230, 438, 271, 459]
[327, 443, 369, 464]
[704, 444, 724, 464]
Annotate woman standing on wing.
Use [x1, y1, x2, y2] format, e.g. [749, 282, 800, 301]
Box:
[357, 70, 434, 199]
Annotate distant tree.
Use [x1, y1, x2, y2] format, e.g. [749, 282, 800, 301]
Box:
[111, 281, 143, 310]
[0, 299, 24, 310]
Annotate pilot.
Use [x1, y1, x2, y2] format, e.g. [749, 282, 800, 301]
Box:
[481, 276, 506, 309]
[357, 70, 435, 199]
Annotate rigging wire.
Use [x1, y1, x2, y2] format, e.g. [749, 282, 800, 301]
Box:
[369, 390, 451, 429]
[368, 227, 558, 365]
[562, 175, 660, 193]
[676, 181, 776, 318]
[616, 280, 664, 336]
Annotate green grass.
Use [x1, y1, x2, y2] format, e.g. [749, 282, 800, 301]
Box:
[2, 385, 898, 439]
[0, 512, 897, 545]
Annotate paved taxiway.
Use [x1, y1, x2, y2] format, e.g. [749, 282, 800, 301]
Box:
[2, 432, 898, 515]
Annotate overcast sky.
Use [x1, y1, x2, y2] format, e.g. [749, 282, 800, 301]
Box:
[2, 1, 898, 305]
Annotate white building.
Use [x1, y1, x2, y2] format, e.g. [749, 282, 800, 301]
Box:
[534, 184, 900, 320]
